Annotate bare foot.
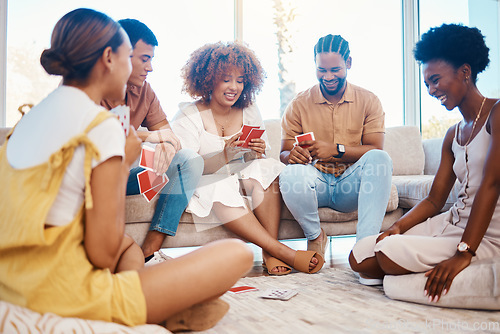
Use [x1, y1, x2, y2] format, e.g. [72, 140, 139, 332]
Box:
[141, 230, 166, 258]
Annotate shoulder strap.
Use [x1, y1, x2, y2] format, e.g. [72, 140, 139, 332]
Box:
[41, 111, 114, 210]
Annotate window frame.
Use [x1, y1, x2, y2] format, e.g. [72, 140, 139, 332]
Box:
[0, 0, 420, 128]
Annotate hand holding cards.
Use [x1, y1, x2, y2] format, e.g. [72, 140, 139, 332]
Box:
[238, 124, 265, 149]
[294, 132, 315, 148]
[137, 145, 169, 202]
[109, 105, 130, 136]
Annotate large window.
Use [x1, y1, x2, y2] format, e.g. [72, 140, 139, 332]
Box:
[3, 0, 499, 136]
[6, 0, 233, 126]
[418, 0, 500, 139]
[242, 0, 403, 126]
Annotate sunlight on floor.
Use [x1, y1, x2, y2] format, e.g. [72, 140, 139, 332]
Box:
[161, 235, 356, 268]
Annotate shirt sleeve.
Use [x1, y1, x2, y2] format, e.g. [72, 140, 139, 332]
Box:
[363, 94, 385, 135]
[170, 104, 202, 153]
[88, 117, 125, 168]
[141, 84, 168, 129]
[281, 99, 304, 141]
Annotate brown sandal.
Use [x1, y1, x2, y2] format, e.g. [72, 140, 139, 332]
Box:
[293, 250, 325, 274]
[262, 257, 292, 276]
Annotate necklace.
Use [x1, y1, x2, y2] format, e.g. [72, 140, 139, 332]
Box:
[211, 110, 230, 136]
[461, 97, 486, 146]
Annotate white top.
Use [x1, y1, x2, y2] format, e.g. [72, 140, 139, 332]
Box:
[7, 86, 125, 226]
[171, 102, 284, 225]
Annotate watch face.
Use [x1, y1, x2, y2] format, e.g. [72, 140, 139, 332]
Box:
[339, 144, 345, 153]
[458, 242, 468, 252]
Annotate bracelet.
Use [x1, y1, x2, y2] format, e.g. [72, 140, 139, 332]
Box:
[165, 141, 175, 148]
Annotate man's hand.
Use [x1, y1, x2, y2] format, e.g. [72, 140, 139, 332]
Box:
[307, 140, 337, 160]
[153, 141, 177, 175]
[146, 128, 181, 152]
[424, 252, 472, 303]
[288, 145, 312, 165]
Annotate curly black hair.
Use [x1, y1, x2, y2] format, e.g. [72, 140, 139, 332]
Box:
[414, 23, 489, 83]
[181, 41, 265, 109]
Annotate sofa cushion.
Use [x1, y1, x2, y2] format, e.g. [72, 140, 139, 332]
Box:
[263, 119, 281, 161]
[384, 257, 500, 310]
[392, 175, 458, 211]
[423, 138, 443, 175]
[126, 184, 399, 225]
[385, 126, 425, 176]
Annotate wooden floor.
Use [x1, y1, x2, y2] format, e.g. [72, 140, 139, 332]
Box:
[161, 235, 356, 277]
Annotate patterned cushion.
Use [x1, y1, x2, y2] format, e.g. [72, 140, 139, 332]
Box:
[0, 301, 170, 334]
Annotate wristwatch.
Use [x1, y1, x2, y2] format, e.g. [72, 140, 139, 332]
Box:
[457, 241, 476, 256]
[334, 144, 345, 158]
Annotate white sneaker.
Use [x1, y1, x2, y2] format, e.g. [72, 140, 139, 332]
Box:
[358, 276, 384, 286]
[145, 250, 172, 267]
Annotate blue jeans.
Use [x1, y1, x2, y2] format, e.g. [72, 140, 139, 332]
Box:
[279, 150, 392, 241]
[127, 149, 203, 236]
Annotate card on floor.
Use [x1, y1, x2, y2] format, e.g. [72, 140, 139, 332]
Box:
[260, 289, 298, 301]
[241, 128, 265, 148]
[139, 146, 156, 171]
[228, 286, 259, 294]
[137, 169, 165, 194]
[295, 132, 315, 148]
[238, 125, 261, 144]
[109, 105, 130, 136]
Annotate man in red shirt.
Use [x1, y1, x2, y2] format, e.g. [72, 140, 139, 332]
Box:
[102, 19, 203, 265]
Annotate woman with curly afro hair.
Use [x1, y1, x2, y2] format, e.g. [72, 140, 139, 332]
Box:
[350, 23, 500, 303]
[171, 42, 324, 275]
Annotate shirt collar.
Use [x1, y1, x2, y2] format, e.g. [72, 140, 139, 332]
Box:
[312, 81, 354, 105]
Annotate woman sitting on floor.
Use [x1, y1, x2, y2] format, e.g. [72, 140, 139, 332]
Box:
[171, 41, 324, 275]
[0, 8, 253, 331]
[349, 23, 500, 302]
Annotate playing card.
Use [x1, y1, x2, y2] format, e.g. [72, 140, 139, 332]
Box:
[109, 105, 130, 136]
[139, 146, 156, 172]
[142, 176, 168, 202]
[238, 125, 261, 143]
[228, 286, 259, 294]
[295, 132, 315, 148]
[260, 289, 298, 301]
[137, 169, 166, 194]
[241, 128, 265, 148]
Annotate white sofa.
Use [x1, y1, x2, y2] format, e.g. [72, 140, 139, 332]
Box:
[114, 121, 455, 248]
[0, 122, 448, 249]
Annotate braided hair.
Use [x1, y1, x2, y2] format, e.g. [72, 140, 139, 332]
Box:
[314, 34, 350, 61]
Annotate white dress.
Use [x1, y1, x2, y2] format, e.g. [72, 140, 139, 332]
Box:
[352, 117, 500, 272]
[171, 102, 285, 228]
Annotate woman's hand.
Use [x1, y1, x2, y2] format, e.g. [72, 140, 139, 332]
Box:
[424, 252, 473, 302]
[376, 223, 401, 243]
[223, 132, 244, 162]
[247, 138, 266, 158]
[124, 127, 142, 168]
